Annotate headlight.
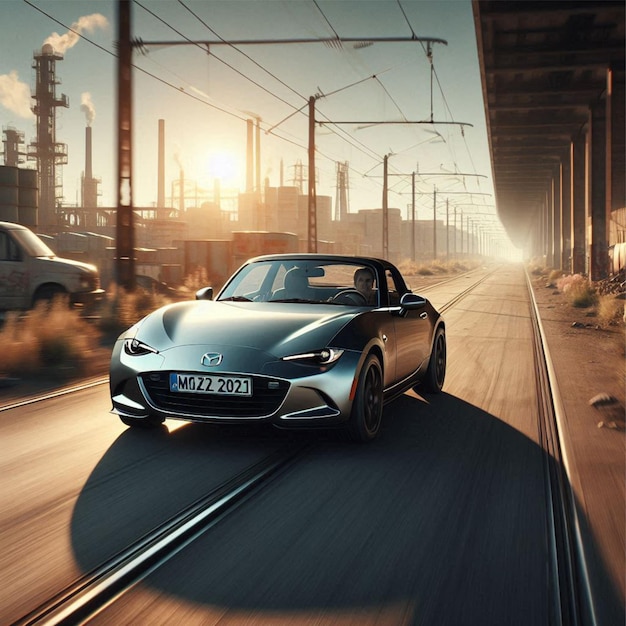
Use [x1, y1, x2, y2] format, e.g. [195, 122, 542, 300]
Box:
[78, 273, 99, 290]
[282, 348, 344, 365]
[123, 338, 159, 356]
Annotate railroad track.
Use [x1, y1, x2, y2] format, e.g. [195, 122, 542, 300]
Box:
[12, 446, 308, 626]
[526, 270, 596, 626]
[9, 267, 595, 625]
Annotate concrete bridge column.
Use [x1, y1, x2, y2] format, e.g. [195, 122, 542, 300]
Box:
[560, 160, 571, 272]
[606, 67, 625, 237]
[570, 134, 587, 274]
[551, 170, 561, 270]
[589, 103, 608, 280]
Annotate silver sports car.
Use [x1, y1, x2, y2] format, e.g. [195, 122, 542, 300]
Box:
[109, 254, 446, 441]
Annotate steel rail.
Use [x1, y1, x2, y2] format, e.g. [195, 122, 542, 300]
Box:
[12, 445, 308, 626]
[436, 267, 497, 314]
[526, 270, 597, 626]
[412, 266, 488, 296]
[0, 378, 108, 412]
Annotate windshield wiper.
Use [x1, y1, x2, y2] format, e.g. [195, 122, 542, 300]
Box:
[219, 296, 252, 302]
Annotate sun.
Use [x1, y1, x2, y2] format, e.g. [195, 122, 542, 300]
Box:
[205, 150, 240, 186]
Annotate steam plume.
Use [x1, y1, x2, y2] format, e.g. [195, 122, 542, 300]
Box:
[80, 92, 96, 126]
[0, 71, 34, 119]
[44, 13, 108, 54]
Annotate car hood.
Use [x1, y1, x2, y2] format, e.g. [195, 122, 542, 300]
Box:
[36, 255, 98, 274]
[132, 300, 358, 358]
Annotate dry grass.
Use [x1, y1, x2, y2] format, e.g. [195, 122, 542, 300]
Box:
[98, 284, 172, 334]
[556, 274, 598, 308]
[0, 298, 101, 377]
[596, 294, 625, 327]
[548, 269, 564, 283]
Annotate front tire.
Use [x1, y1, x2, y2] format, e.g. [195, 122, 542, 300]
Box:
[33, 285, 68, 308]
[120, 414, 165, 429]
[422, 327, 446, 393]
[348, 354, 383, 442]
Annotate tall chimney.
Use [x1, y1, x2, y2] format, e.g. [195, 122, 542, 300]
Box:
[246, 119, 253, 193]
[157, 119, 165, 208]
[82, 125, 98, 209]
[255, 118, 261, 194]
[85, 126, 92, 180]
[214, 177, 221, 209]
[179, 168, 185, 213]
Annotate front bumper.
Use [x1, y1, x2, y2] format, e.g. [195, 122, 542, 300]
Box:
[70, 288, 105, 307]
[110, 344, 362, 429]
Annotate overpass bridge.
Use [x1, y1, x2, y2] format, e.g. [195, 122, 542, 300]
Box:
[473, 0, 625, 278]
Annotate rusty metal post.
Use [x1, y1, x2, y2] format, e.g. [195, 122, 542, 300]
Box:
[116, 0, 135, 290]
[308, 96, 317, 253]
[382, 154, 388, 259]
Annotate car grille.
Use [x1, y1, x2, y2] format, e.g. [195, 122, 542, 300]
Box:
[139, 372, 290, 418]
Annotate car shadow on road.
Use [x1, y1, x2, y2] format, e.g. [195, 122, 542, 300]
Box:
[70, 392, 623, 625]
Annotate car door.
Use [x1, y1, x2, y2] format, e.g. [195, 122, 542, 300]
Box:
[385, 269, 431, 381]
[0, 230, 28, 309]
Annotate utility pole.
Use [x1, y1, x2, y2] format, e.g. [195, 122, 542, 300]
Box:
[411, 171, 416, 261]
[446, 198, 449, 261]
[383, 154, 389, 259]
[453, 206, 457, 259]
[116, 0, 135, 290]
[308, 96, 317, 253]
[432, 186, 437, 260]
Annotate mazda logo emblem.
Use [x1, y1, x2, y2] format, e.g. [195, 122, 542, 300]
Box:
[201, 352, 223, 367]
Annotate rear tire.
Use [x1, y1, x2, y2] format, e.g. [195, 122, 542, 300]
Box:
[348, 354, 383, 442]
[422, 327, 446, 393]
[120, 415, 165, 429]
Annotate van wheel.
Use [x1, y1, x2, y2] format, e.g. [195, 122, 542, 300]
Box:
[33, 285, 67, 308]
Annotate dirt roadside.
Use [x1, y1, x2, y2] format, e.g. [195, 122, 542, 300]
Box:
[529, 270, 625, 624]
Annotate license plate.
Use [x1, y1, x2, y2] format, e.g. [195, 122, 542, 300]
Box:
[169, 373, 252, 396]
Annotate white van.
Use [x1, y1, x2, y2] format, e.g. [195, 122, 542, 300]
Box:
[0, 221, 104, 310]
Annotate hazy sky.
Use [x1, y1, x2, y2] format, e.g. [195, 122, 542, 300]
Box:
[1, 0, 499, 230]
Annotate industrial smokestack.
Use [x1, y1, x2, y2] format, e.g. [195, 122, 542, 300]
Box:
[82, 125, 98, 209]
[246, 119, 253, 193]
[214, 178, 221, 209]
[84, 126, 95, 208]
[179, 167, 185, 213]
[157, 119, 165, 209]
[255, 119, 261, 194]
[85, 126, 92, 180]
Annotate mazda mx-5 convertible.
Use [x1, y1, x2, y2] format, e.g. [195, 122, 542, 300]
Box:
[109, 254, 446, 442]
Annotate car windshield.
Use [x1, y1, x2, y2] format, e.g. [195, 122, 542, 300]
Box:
[11, 228, 56, 257]
[218, 259, 379, 306]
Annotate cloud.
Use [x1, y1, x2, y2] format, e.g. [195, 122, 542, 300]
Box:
[0, 71, 34, 119]
[44, 13, 109, 54]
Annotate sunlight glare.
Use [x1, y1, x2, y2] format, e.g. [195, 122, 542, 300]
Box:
[205, 150, 240, 187]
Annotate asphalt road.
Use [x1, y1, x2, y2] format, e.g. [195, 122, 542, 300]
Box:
[0, 264, 621, 625]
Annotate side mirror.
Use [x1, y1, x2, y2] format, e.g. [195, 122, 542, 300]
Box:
[399, 292, 427, 309]
[195, 287, 214, 301]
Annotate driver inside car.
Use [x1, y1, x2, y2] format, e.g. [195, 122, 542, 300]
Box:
[354, 267, 377, 305]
